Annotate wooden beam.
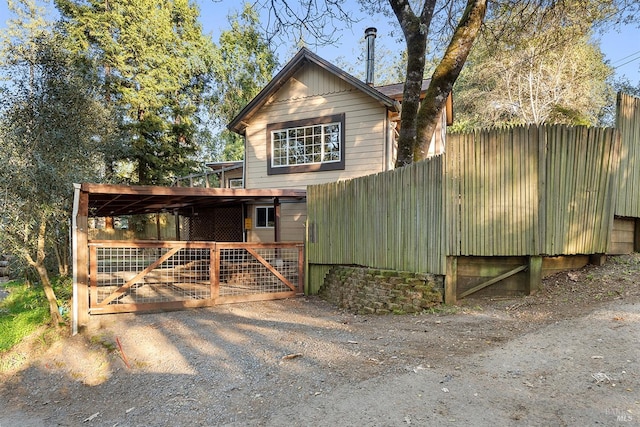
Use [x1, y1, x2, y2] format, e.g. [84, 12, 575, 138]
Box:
[81, 182, 306, 198]
[459, 264, 527, 299]
[274, 197, 281, 243]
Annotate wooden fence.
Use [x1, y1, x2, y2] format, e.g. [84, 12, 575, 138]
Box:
[306, 124, 620, 293]
[307, 154, 446, 276]
[615, 93, 640, 217]
[447, 125, 619, 256]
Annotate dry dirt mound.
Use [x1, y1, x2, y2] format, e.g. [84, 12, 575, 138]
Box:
[1, 254, 639, 426]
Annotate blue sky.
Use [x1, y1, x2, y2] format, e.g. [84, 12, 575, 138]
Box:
[1, 0, 639, 84]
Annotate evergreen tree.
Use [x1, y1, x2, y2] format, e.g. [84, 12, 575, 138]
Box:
[56, 0, 215, 184]
[203, 3, 277, 162]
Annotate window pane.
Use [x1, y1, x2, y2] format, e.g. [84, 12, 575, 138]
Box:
[256, 207, 275, 228]
[267, 208, 275, 227]
[256, 207, 266, 227]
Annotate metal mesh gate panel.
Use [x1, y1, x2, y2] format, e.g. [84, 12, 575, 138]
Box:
[93, 247, 211, 306]
[88, 241, 303, 314]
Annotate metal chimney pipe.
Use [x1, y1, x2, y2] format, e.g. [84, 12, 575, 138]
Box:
[365, 27, 377, 86]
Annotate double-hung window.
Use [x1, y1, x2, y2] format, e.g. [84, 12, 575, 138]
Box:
[267, 114, 345, 174]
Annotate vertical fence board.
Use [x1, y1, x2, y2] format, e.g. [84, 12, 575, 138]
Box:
[615, 94, 640, 217]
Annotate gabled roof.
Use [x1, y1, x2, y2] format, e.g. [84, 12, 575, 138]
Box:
[228, 47, 401, 135]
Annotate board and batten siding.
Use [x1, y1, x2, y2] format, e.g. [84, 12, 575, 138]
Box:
[615, 93, 640, 217]
[244, 64, 390, 190]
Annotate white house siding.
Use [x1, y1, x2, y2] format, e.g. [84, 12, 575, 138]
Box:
[244, 65, 389, 190]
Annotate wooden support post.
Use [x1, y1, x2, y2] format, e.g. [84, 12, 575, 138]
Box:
[634, 218, 640, 253]
[211, 245, 219, 302]
[73, 188, 89, 333]
[174, 212, 181, 240]
[527, 256, 542, 295]
[298, 244, 305, 294]
[274, 197, 281, 243]
[589, 253, 607, 266]
[445, 256, 457, 304]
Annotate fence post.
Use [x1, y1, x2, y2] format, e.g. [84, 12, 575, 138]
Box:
[72, 186, 89, 334]
[445, 256, 457, 304]
[211, 244, 219, 302]
[527, 256, 542, 294]
[298, 244, 305, 294]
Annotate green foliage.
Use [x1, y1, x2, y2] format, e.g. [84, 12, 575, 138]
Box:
[0, 8, 110, 320]
[56, 0, 216, 184]
[204, 3, 277, 161]
[453, 4, 615, 128]
[0, 277, 72, 352]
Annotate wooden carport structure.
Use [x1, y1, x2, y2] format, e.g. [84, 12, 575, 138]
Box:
[72, 183, 306, 334]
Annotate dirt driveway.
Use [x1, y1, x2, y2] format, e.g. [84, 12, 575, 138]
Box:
[1, 255, 640, 426]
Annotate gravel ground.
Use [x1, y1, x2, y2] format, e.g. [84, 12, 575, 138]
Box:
[1, 254, 640, 426]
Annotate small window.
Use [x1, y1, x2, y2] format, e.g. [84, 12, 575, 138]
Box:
[228, 178, 243, 188]
[255, 206, 275, 228]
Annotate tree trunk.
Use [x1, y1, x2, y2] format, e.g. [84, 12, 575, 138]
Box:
[390, 0, 436, 167]
[414, 0, 487, 161]
[390, 0, 487, 165]
[54, 239, 69, 277]
[35, 262, 63, 325]
[23, 212, 63, 325]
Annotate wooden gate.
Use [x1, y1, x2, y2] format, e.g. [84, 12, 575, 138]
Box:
[88, 240, 304, 314]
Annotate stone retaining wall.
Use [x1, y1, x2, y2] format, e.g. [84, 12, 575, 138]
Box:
[318, 266, 444, 314]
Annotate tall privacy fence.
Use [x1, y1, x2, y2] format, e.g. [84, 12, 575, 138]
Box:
[307, 121, 623, 293]
[615, 93, 640, 217]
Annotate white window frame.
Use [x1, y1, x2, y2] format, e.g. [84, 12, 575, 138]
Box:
[271, 122, 342, 168]
[228, 178, 244, 189]
[266, 114, 345, 175]
[255, 206, 275, 228]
